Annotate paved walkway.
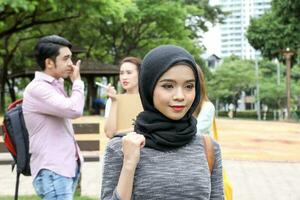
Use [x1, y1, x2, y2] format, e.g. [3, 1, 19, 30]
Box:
[0, 160, 101, 198]
[1, 159, 300, 199]
[224, 160, 300, 200]
[216, 119, 300, 162]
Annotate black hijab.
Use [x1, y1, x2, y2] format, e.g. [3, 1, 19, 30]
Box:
[134, 45, 201, 151]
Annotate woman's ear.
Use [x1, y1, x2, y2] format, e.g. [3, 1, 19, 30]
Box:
[45, 58, 55, 70]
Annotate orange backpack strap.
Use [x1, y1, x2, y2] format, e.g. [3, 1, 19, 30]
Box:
[202, 135, 215, 175]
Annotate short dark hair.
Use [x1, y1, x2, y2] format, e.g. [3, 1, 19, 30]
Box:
[35, 35, 72, 70]
[120, 57, 142, 73]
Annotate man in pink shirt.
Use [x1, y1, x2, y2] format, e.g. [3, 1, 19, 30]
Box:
[23, 35, 85, 200]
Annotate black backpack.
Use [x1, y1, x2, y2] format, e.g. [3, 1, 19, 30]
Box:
[1, 99, 31, 200]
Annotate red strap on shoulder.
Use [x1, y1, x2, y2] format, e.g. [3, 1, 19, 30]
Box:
[7, 99, 23, 110]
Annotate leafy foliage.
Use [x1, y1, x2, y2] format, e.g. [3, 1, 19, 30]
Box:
[246, 0, 300, 112]
[258, 60, 285, 109]
[207, 56, 256, 103]
[246, 0, 300, 61]
[0, 0, 225, 112]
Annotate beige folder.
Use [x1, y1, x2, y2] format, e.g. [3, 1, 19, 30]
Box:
[116, 94, 143, 133]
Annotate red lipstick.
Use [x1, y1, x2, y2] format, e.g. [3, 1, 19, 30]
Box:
[171, 106, 185, 112]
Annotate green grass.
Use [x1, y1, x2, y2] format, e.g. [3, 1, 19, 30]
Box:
[0, 196, 97, 200]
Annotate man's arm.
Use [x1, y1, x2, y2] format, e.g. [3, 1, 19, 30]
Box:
[29, 80, 85, 119]
[28, 60, 85, 119]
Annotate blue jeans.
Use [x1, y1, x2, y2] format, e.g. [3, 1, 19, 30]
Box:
[33, 166, 80, 200]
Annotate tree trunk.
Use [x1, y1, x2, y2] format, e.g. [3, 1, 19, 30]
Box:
[6, 78, 16, 102]
[0, 65, 7, 113]
[86, 76, 96, 113]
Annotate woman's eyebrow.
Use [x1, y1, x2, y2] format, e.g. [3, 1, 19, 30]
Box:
[158, 79, 195, 83]
[158, 79, 175, 83]
[186, 79, 196, 83]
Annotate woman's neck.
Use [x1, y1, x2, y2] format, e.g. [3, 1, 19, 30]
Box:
[126, 87, 139, 94]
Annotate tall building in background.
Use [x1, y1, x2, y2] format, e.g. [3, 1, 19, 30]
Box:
[203, 0, 271, 59]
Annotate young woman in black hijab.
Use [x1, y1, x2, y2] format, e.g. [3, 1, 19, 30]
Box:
[101, 45, 224, 200]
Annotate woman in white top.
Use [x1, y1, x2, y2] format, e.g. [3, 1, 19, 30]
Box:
[104, 57, 141, 138]
[193, 65, 215, 135]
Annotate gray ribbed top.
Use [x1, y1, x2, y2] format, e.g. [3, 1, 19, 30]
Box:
[101, 135, 224, 200]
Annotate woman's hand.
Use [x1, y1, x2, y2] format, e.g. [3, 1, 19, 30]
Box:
[106, 83, 117, 101]
[122, 132, 145, 170]
[116, 132, 145, 200]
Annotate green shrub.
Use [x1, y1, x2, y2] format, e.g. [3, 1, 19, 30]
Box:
[292, 110, 300, 121]
[218, 110, 268, 120]
[218, 110, 300, 121]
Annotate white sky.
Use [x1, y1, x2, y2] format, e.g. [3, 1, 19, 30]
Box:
[202, 0, 221, 56]
[202, 24, 221, 56]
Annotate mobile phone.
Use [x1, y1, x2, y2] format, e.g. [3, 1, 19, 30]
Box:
[95, 81, 108, 89]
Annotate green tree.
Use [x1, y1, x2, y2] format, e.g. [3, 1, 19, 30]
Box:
[291, 64, 300, 111]
[0, 0, 225, 112]
[259, 60, 300, 112]
[0, 0, 111, 112]
[246, 0, 300, 61]
[207, 56, 256, 108]
[246, 0, 300, 116]
[272, 0, 300, 22]
[63, 0, 225, 64]
[258, 60, 285, 109]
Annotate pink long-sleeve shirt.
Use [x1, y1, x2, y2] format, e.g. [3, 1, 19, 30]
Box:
[22, 71, 85, 179]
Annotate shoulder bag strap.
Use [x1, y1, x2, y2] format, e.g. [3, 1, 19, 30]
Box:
[202, 135, 215, 175]
[212, 116, 219, 141]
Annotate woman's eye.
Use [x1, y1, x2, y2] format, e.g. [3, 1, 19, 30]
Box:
[186, 84, 195, 89]
[162, 84, 173, 89]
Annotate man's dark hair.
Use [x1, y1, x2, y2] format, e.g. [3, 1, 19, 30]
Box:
[35, 35, 72, 70]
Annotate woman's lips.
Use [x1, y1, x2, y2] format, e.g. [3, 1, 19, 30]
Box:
[170, 106, 185, 112]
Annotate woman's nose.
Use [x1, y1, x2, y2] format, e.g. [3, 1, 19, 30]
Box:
[120, 74, 127, 79]
[173, 88, 184, 101]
